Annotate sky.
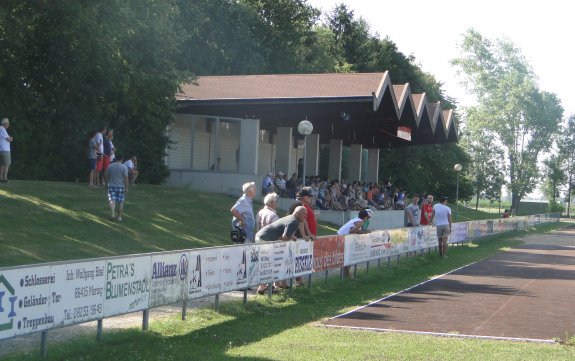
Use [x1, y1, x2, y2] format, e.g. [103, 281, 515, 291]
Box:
[308, 0, 575, 117]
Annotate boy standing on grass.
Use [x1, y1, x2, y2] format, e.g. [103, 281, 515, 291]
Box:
[0, 118, 13, 183]
[106, 154, 129, 221]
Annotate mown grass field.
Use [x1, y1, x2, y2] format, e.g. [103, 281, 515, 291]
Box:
[0, 181, 573, 360]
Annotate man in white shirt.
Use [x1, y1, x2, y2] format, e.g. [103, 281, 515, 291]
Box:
[430, 196, 452, 259]
[123, 156, 139, 185]
[0, 118, 14, 183]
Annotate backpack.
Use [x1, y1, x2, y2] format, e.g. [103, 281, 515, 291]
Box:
[230, 221, 246, 244]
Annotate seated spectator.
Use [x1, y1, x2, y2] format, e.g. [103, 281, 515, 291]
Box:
[274, 172, 287, 197]
[502, 209, 510, 218]
[123, 156, 139, 185]
[261, 172, 275, 195]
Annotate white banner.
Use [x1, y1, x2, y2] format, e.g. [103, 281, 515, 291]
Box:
[245, 244, 261, 287]
[344, 234, 371, 266]
[149, 252, 189, 307]
[51, 261, 105, 327]
[293, 240, 313, 277]
[273, 241, 293, 282]
[220, 246, 249, 292]
[368, 230, 392, 260]
[103, 256, 151, 317]
[449, 223, 468, 244]
[194, 249, 221, 297]
[0, 265, 54, 339]
[258, 243, 274, 285]
[407, 227, 427, 251]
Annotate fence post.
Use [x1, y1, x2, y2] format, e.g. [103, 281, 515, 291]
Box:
[366, 261, 370, 274]
[377, 258, 381, 270]
[325, 270, 329, 283]
[243, 289, 248, 304]
[215, 294, 220, 311]
[182, 300, 187, 320]
[40, 330, 48, 359]
[96, 319, 103, 341]
[142, 309, 149, 331]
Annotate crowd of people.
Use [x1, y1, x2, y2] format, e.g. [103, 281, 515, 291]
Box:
[233, 178, 455, 280]
[262, 172, 413, 212]
[87, 126, 139, 222]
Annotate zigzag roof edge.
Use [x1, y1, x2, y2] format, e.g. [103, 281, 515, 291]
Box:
[373, 71, 399, 115]
[443, 109, 456, 140]
[396, 84, 420, 127]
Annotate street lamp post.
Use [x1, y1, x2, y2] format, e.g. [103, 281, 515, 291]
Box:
[454, 164, 462, 221]
[297, 120, 313, 188]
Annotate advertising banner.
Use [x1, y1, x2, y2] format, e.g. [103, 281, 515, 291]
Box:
[368, 230, 392, 260]
[388, 228, 408, 256]
[258, 243, 274, 285]
[244, 244, 261, 287]
[313, 235, 345, 272]
[0, 265, 53, 339]
[407, 227, 428, 251]
[149, 252, 189, 307]
[197, 248, 221, 297]
[293, 240, 313, 277]
[493, 219, 505, 234]
[467, 221, 480, 239]
[449, 223, 468, 244]
[103, 256, 151, 317]
[220, 246, 248, 293]
[344, 234, 371, 266]
[424, 226, 438, 248]
[51, 261, 105, 327]
[273, 241, 294, 282]
[187, 252, 203, 299]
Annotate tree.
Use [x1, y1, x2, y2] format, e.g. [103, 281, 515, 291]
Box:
[461, 108, 506, 210]
[0, 0, 186, 183]
[542, 154, 565, 206]
[452, 29, 564, 214]
[557, 115, 575, 216]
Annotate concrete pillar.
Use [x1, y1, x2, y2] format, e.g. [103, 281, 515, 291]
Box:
[275, 127, 292, 175]
[305, 133, 320, 177]
[367, 148, 380, 183]
[328, 139, 343, 181]
[349, 144, 362, 182]
[238, 118, 260, 174]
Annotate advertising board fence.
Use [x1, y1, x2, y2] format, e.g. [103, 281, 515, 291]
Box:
[0, 213, 560, 345]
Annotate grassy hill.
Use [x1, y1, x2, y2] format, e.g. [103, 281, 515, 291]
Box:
[0, 180, 517, 267]
[0, 181, 342, 267]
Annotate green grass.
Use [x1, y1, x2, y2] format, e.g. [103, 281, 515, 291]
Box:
[1, 181, 572, 360]
[0, 180, 336, 267]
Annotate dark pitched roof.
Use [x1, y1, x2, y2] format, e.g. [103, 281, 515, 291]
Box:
[176, 72, 458, 148]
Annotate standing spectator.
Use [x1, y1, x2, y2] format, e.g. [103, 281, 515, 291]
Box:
[297, 158, 303, 182]
[288, 187, 317, 239]
[405, 194, 421, 227]
[502, 209, 510, 218]
[87, 130, 98, 187]
[256, 193, 280, 232]
[123, 156, 139, 185]
[420, 195, 434, 225]
[230, 182, 256, 243]
[430, 196, 452, 259]
[274, 172, 286, 197]
[102, 129, 114, 185]
[106, 154, 129, 222]
[0, 118, 13, 183]
[255, 192, 280, 294]
[261, 172, 275, 195]
[93, 125, 106, 186]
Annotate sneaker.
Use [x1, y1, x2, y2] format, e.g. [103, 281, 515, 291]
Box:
[117, 217, 123, 222]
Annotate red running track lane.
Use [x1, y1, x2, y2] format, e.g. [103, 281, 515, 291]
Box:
[325, 225, 575, 342]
